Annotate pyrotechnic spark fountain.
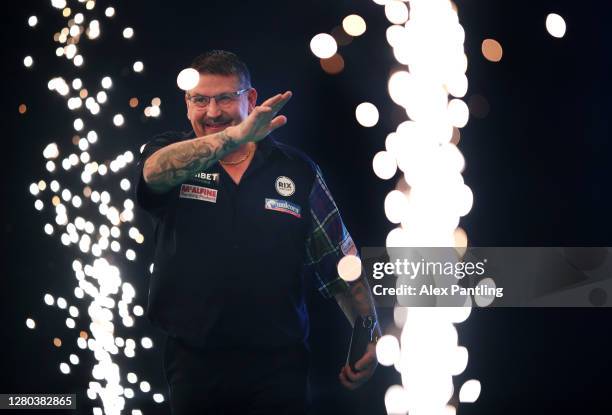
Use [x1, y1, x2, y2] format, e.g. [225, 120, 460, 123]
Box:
[312, 1, 479, 413]
[25, 2, 166, 414]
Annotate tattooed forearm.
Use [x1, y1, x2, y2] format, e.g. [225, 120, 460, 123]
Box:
[143, 130, 239, 194]
[335, 277, 380, 332]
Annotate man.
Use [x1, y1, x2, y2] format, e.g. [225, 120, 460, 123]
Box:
[135, 50, 381, 414]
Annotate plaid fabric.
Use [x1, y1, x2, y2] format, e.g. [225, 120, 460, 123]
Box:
[305, 165, 358, 299]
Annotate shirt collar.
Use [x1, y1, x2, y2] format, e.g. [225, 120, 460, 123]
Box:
[256, 135, 283, 160]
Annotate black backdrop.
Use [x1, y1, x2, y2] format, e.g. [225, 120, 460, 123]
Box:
[2, 1, 611, 414]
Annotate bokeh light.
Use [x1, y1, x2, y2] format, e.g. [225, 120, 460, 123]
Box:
[467, 94, 490, 119]
[113, 114, 125, 126]
[545, 13, 566, 38]
[101, 76, 112, 89]
[337, 255, 362, 282]
[376, 335, 400, 366]
[342, 14, 367, 36]
[355, 102, 379, 127]
[459, 379, 481, 403]
[448, 99, 470, 128]
[177, 68, 200, 91]
[385, 0, 409, 25]
[372, 151, 398, 180]
[385, 385, 410, 415]
[331, 26, 353, 47]
[122, 27, 134, 39]
[310, 33, 338, 59]
[481, 38, 503, 62]
[320, 54, 345, 75]
[133, 61, 144, 73]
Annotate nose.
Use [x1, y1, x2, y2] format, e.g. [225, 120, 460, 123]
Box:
[205, 98, 222, 118]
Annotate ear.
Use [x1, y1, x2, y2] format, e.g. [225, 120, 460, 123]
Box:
[247, 88, 258, 112]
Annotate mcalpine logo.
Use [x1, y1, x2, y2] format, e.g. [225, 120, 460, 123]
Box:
[180, 184, 218, 203]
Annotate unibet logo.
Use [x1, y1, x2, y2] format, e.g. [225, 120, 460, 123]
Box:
[193, 172, 220, 185]
[275, 176, 295, 196]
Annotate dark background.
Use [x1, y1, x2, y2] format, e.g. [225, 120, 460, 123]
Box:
[2, 0, 612, 414]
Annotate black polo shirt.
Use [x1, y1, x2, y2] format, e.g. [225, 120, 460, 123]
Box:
[135, 130, 350, 350]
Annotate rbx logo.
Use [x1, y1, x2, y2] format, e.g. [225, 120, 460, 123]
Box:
[275, 176, 295, 196]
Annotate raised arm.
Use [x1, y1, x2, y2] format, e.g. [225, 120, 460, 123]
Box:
[143, 130, 237, 194]
[143, 91, 292, 194]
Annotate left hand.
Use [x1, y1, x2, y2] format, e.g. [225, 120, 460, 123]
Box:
[339, 342, 378, 390]
[226, 91, 292, 145]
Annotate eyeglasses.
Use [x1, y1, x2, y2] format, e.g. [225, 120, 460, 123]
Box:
[186, 88, 250, 108]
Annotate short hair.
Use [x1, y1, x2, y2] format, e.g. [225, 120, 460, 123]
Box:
[190, 50, 251, 88]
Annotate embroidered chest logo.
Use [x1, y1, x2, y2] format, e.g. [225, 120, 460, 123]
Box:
[193, 172, 220, 186]
[180, 184, 217, 203]
[265, 198, 301, 218]
[275, 176, 295, 197]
